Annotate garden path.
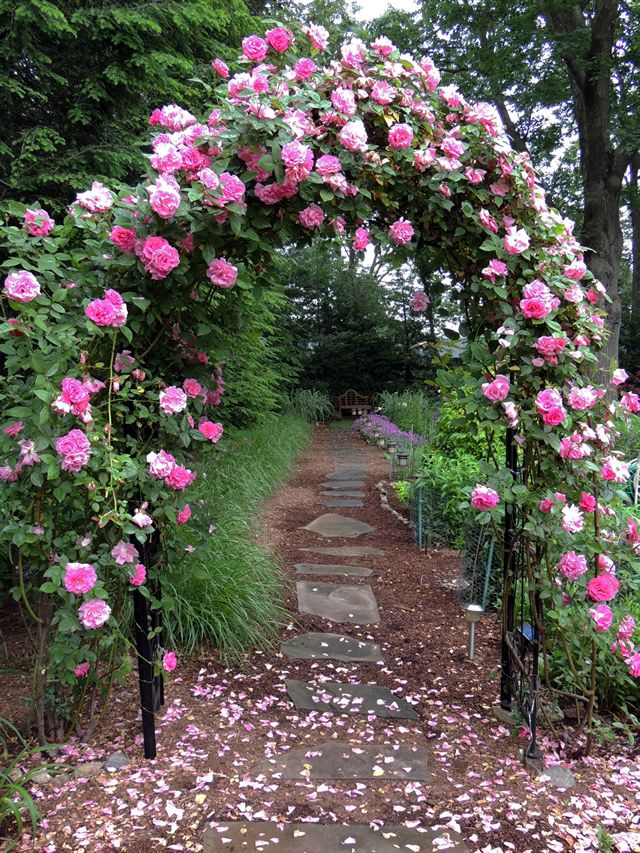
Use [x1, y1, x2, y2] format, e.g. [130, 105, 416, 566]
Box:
[12, 425, 640, 853]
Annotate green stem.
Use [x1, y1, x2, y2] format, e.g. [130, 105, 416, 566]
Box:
[18, 551, 42, 624]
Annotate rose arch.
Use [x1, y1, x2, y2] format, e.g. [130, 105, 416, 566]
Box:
[1, 23, 638, 755]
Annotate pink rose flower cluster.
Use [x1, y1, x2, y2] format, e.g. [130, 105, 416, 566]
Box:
[520, 280, 559, 320]
[135, 236, 180, 281]
[199, 421, 224, 442]
[147, 450, 196, 491]
[534, 388, 566, 426]
[56, 429, 91, 472]
[86, 289, 128, 327]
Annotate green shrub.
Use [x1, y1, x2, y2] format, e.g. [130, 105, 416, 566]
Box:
[284, 389, 335, 422]
[163, 414, 310, 657]
[415, 450, 483, 547]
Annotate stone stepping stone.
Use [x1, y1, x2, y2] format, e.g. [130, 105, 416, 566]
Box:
[280, 632, 381, 661]
[296, 580, 380, 623]
[321, 491, 365, 498]
[325, 468, 368, 479]
[319, 499, 364, 507]
[285, 680, 420, 720]
[250, 741, 427, 780]
[300, 546, 384, 556]
[320, 481, 367, 490]
[295, 563, 372, 577]
[204, 822, 468, 852]
[538, 765, 577, 788]
[299, 514, 376, 538]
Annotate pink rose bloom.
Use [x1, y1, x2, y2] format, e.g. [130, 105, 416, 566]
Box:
[580, 493, 597, 513]
[159, 386, 188, 415]
[465, 167, 486, 185]
[219, 173, 246, 204]
[114, 350, 135, 373]
[304, 23, 329, 50]
[299, 204, 325, 230]
[212, 58, 229, 77]
[539, 497, 555, 513]
[75, 181, 113, 213]
[132, 508, 153, 528]
[64, 563, 97, 594]
[620, 392, 640, 413]
[440, 84, 462, 107]
[4, 270, 41, 303]
[389, 219, 414, 246]
[557, 551, 588, 579]
[282, 141, 312, 167]
[568, 385, 598, 411]
[148, 179, 181, 219]
[111, 540, 140, 565]
[61, 377, 90, 411]
[629, 653, 640, 678]
[481, 259, 507, 283]
[388, 123, 414, 150]
[503, 401, 518, 426]
[589, 604, 613, 632]
[183, 379, 202, 398]
[611, 368, 628, 386]
[479, 209, 499, 234]
[504, 226, 530, 255]
[207, 258, 238, 288]
[242, 35, 268, 61]
[199, 421, 224, 442]
[617, 615, 636, 640]
[86, 298, 116, 326]
[110, 226, 137, 255]
[4, 422, 23, 438]
[56, 429, 91, 471]
[441, 136, 465, 159]
[147, 449, 175, 478]
[372, 35, 395, 55]
[316, 155, 342, 176]
[166, 464, 194, 491]
[535, 387, 562, 415]
[129, 563, 146, 586]
[17, 441, 42, 468]
[74, 662, 90, 678]
[561, 504, 584, 533]
[587, 572, 620, 602]
[265, 26, 292, 52]
[564, 259, 587, 280]
[78, 598, 111, 629]
[331, 88, 357, 116]
[409, 290, 429, 312]
[481, 374, 510, 403]
[294, 58, 317, 80]
[470, 485, 499, 511]
[340, 37, 366, 68]
[339, 121, 368, 153]
[353, 227, 370, 252]
[600, 456, 630, 483]
[255, 183, 284, 205]
[414, 147, 436, 171]
[564, 283, 584, 303]
[177, 504, 191, 525]
[371, 80, 396, 105]
[24, 208, 55, 237]
[150, 141, 182, 174]
[612, 640, 636, 662]
[163, 651, 177, 672]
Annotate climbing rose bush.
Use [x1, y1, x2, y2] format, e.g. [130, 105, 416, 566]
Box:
[1, 20, 638, 747]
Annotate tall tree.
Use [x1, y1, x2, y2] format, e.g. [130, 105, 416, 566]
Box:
[0, 0, 256, 208]
[411, 0, 639, 369]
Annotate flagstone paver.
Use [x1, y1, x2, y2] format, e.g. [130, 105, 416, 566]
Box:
[249, 741, 428, 780]
[300, 545, 384, 556]
[285, 679, 420, 719]
[294, 563, 372, 577]
[299, 513, 376, 538]
[296, 580, 380, 623]
[320, 481, 367, 489]
[319, 499, 364, 507]
[203, 822, 469, 852]
[280, 631, 381, 660]
[325, 468, 369, 479]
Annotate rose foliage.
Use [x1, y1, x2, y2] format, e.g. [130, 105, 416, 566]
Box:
[1, 22, 639, 747]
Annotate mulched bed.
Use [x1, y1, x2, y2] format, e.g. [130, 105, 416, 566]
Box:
[1, 424, 639, 853]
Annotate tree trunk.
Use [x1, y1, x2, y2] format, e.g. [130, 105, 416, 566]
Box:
[630, 161, 640, 315]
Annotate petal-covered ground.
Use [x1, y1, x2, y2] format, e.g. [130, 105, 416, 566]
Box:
[2, 425, 639, 853]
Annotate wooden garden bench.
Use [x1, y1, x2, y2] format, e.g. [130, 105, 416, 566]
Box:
[332, 389, 375, 415]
